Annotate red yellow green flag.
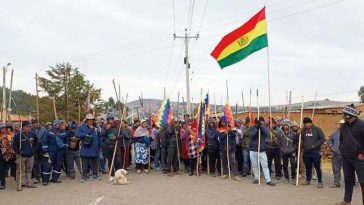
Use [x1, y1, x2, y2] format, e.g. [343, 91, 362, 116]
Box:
[211, 7, 268, 69]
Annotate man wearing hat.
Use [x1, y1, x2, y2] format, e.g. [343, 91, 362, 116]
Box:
[103, 115, 122, 177]
[300, 117, 325, 188]
[41, 120, 70, 185]
[336, 104, 364, 205]
[266, 118, 283, 180]
[77, 114, 102, 182]
[12, 121, 38, 190]
[329, 119, 345, 188]
[65, 122, 82, 179]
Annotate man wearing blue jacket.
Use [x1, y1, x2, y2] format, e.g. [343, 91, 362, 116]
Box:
[248, 117, 275, 186]
[76, 114, 102, 183]
[41, 120, 69, 185]
[12, 121, 38, 190]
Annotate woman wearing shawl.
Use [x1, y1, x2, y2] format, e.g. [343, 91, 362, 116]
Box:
[134, 120, 151, 174]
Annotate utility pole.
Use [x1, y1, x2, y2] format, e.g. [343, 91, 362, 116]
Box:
[174, 28, 199, 116]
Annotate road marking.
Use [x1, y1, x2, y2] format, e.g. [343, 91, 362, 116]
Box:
[90, 196, 105, 205]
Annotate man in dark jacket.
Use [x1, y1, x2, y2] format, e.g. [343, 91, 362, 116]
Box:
[217, 117, 241, 181]
[12, 121, 38, 190]
[301, 117, 324, 188]
[65, 122, 82, 179]
[277, 120, 297, 184]
[166, 120, 179, 176]
[248, 117, 275, 186]
[118, 120, 132, 170]
[266, 119, 283, 180]
[336, 105, 364, 205]
[206, 118, 219, 177]
[31, 119, 46, 184]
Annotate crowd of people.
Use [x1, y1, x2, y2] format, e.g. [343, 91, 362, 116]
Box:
[0, 104, 363, 205]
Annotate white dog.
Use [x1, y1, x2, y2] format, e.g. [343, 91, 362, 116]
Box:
[110, 169, 129, 185]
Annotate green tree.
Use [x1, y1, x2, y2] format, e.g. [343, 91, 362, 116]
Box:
[39, 63, 102, 122]
[359, 86, 364, 103]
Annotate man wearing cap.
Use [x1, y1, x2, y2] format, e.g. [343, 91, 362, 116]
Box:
[300, 117, 325, 188]
[12, 121, 38, 190]
[329, 120, 345, 188]
[77, 114, 102, 182]
[166, 119, 180, 176]
[41, 120, 69, 185]
[31, 119, 47, 184]
[118, 120, 132, 170]
[234, 119, 243, 174]
[336, 104, 364, 205]
[65, 122, 82, 179]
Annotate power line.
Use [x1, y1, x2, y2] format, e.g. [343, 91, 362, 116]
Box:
[196, 0, 209, 34]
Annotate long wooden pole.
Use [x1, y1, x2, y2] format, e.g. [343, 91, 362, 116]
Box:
[35, 73, 40, 121]
[175, 94, 181, 171]
[2, 67, 7, 123]
[225, 80, 231, 180]
[17, 116, 23, 191]
[257, 89, 261, 186]
[311, 91, 318, 120]
[52, 96, 57, 120]
[296, 96, 304, 186]
[7, 69, 14, 122]
[241, 91, 245, 113]
[266, 47, 273, 140]
[287, 91, 292, 120]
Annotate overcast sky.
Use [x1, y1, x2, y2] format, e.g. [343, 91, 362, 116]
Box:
[0, 0, 363, 107]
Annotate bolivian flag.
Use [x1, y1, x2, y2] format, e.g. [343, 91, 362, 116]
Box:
[211, 7, 268, 69]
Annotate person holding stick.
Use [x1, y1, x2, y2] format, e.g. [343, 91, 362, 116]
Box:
[119, 120, 132, 170]
[300, 117, 324, 188]
[0, 124, 16, 189]
[206, 118, 219, 177]
[30, 119, 46, 184]
[266, 118, 283, 180]
[12, 121, 38, 190]
[217, 117, 241, 181]
[336, 104, 364, 205]
[241, 117, 251, 177]
[248, 117, 275, 186]
[76, 114, 102, 183]
[104, 115, 122, 176]
[166, 119, 180, 176]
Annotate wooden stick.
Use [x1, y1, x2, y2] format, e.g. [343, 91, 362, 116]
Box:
[196, 152, 200, 176]
[52, 96, 57, 120]
[311, 91, 317, 120]
[241, 91, 245, 113]
[266, 48, 273, 143]
[257, 89, 261, 186]
[287, 91, 292, 120]
[296, 96, 304, 187]
[17, 114, 23, 191]
[35, 73, 40, 122]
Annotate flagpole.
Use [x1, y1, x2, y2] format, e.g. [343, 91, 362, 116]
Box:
[296, 96, 304, 186]
[241, 91, 245, 114]
[214, 92, 223, 178]
[257, 89, 261, 186]
[225, 80, 231, 181]
[266, 47, 273, 142]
